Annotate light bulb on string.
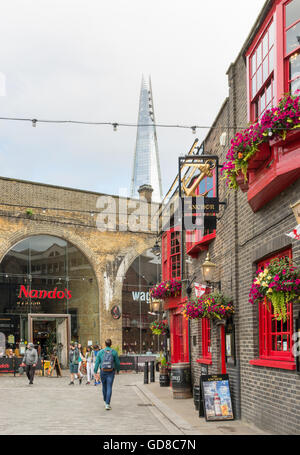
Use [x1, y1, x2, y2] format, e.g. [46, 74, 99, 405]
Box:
[191, 126, 196, 134]
[32, 119, 37, 128]
[113, 123, 118, 132]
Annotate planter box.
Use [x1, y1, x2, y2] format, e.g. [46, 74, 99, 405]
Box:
[236, 171, 249, 192]
[247, 142, 271, 170]
[234, 129, 300, 212]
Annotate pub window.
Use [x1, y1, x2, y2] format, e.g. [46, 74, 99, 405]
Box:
[258, 248, 294, 362]
[284, 0, 300, 94]
[162, 232, 168, 280]
[170, 230, 181, 279]
[162, 228, 181, 281]
[250, 20, 275, 121]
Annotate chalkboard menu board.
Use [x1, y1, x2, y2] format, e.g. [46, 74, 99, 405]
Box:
[201, 374, 234, 421]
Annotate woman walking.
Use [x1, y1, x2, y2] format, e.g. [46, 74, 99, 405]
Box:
[93, 345, 101, 385]
[77, 343, 85, 385]
[85, 346, 94, 385]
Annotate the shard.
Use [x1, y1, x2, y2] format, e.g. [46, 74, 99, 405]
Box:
[130, 76, 163, 203]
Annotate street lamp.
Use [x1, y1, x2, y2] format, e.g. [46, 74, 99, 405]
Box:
[150, 299, 161, 313]
[201, 252, 220, 290]
[201, 253, 217, 282]
[151, 240, 161, 257]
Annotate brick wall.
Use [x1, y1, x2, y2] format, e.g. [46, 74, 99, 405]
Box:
[188, 47, 300, 433]
[0, 176, 157, 351]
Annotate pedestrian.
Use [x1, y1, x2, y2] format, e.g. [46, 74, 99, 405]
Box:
[6, 348, 15, 358]
[21, 342, 38, 385]
[94, 339, 120, 410]
[69, 342, 80, 385]
[93, 345, 101, 386]
[77, 343, 84, 385]
[85, 346, 94, 385]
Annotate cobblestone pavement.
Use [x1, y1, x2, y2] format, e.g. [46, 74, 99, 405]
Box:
[0, 372, 266, 435]
[0, 372, 180, 435]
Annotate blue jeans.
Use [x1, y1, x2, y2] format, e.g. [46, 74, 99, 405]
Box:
[100, 370, 115, 405]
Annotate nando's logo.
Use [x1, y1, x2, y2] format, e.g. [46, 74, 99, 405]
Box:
[18, 285, 72, 300]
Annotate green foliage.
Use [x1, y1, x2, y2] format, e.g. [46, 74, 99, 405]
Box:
[159, 352, 167, 366]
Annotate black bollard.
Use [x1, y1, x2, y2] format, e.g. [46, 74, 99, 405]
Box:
[150, 361, 155, 383]
[144, 361, 149, 384]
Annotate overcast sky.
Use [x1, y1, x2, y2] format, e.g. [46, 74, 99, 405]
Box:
[0, 0, 266, 197]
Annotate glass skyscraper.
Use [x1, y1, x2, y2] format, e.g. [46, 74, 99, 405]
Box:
[130, 76, 163, 203]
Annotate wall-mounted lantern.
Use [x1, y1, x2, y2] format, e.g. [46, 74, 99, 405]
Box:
[201, 252, 221, 290]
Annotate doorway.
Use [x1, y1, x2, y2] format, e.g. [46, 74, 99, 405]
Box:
[28, 314, 70, 368]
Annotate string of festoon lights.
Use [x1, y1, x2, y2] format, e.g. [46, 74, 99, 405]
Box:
[0, 116, 252, 133]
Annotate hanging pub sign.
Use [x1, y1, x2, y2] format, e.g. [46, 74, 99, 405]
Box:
[178, 155, 220, 231]
[200, 374, 234, 421]
[183, 197, 219, 214]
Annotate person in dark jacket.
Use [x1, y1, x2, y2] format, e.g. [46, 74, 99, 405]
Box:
[69, 343, 80, 385]
[22, 343, 38, 385]
[94, 339, 120, 410]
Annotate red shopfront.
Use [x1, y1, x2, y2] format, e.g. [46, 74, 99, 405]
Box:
[162, 228, 189, 364]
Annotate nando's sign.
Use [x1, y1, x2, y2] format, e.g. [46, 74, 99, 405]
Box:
[18, 285, 72, 300]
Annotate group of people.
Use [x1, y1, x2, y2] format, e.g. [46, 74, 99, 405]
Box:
[69, 343, 101, 386]
[19, 338, 120, 410]
[69, 339, 120, 410]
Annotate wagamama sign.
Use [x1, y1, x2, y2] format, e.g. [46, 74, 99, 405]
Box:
[131, 291, 150, 303]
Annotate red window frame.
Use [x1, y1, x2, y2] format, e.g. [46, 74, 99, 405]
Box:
[283, 0, 300, 94]
[161, 227, 181, 281]
[249, 19, 275, 122]
[258, 248, 294, 362]
[170, 230, 181, 279]
[162, 232, 168, 281]
[247, 0, 300, 122]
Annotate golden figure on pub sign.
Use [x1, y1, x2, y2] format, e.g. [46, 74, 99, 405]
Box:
[181, 160, 217, 197]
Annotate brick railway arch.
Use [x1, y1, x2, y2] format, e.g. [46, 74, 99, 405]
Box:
[0, 223, 158, 350]
[116, 241, 162, 354]
[0, 227, 102, 348]
[0, 226, 102, 293]
[114, 238, 158, 303]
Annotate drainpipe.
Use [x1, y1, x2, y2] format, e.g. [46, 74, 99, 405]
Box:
[229, 62, 242, 419]
[180, 190, 193, 390]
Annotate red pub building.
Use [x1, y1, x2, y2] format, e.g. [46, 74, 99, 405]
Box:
[158, 0, 300, 433]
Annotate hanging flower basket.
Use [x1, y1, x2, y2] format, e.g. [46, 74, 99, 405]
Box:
[150, 320, 168, 336]
[221, 92, 300, 190]
[182, 292, 234, 321]
[149, 279, 182, 300]
[249, 257, 300, 322]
